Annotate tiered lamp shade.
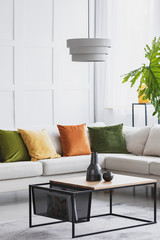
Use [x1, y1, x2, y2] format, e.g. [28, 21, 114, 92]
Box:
[67, 38, 111, 62]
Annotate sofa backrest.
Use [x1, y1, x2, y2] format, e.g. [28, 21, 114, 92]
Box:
[123, 125, 151, 155]
[47, 127, 63, 155]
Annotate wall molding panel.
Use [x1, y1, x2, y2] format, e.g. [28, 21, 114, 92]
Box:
[0, 0, 93, 129]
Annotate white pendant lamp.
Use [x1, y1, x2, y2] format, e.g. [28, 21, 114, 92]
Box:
[67, 0, 111, 62]
[67, 38, 111, 62]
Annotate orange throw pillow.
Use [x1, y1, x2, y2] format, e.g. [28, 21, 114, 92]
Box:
[57, 124, 91, 157]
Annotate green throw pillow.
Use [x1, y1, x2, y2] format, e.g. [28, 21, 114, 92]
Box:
[88, 124, 128, 153]
[0, 130, 30, 163]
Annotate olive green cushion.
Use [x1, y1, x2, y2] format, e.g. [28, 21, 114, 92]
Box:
[0, 130, 30, 163]
[88, 124, 128, 153]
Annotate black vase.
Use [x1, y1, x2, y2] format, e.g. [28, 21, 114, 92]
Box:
[86, 152, 102, 181]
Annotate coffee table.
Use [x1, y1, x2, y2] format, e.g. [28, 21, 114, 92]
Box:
[29, 174, 157, 238]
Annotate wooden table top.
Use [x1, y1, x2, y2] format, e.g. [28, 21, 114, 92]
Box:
[50, 174, 157, 190]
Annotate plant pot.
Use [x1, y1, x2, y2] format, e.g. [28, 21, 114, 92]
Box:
[138, 84, 150, 103]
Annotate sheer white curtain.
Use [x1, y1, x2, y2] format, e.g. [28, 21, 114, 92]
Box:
[93, 0, 110, 121]
[96, 0, 160, 125]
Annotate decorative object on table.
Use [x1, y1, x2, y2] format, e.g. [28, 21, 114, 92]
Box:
[138, 84, 150, 104]
[122, 37, 160, 119]
[86, 152, 102, 181]
[103, 170, 114, 181]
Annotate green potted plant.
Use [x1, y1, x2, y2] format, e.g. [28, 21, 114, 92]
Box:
[122, 37, 160, 118]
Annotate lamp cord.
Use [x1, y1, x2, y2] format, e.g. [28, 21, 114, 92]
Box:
[88, 0, 90, 38]
[94, 0, 96, 38]
[88, 0, 97, 121]
[88, 0, 96, 38]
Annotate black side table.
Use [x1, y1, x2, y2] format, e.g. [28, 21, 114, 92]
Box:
[132, 103, 160, 127]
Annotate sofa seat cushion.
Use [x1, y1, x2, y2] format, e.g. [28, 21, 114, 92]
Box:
[105, 154, 153, 174]
[0, 161, 43, 180]
[40, 154, 105, 176]
[150, 159, 160, 176]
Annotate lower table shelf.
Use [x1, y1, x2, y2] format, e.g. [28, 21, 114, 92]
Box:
[31, 183, 92, 223]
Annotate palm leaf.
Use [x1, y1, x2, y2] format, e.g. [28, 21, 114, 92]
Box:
[122, 37, 160, 118]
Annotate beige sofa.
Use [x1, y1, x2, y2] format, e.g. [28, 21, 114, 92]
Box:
[0, 123, 160, 193]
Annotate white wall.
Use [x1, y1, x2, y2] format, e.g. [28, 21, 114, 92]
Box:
[0, 0, 93, 129]
[103, 0, 160, 127]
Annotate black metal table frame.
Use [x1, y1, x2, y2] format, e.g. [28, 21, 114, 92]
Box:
[29, 182, 157, 238]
